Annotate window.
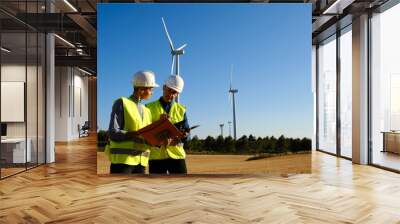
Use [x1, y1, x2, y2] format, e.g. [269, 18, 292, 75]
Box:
[371, 2, 400, 171]
[317, 35, 337, 154]
[339, 26, 352, 158]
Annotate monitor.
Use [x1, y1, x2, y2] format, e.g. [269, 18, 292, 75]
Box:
[1, 123, 7, 137]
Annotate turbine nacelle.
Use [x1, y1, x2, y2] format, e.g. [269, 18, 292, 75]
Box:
[172, 43, 187, 55]
[172, 50, 184, 55]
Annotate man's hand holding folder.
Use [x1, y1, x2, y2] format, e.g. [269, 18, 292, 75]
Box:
[136, 115, 184, 147]
[136, 114, 198, 147]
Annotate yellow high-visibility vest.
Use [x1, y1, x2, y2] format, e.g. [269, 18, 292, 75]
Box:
[104, 97, 152, 166]
[146, 100, 186, 160]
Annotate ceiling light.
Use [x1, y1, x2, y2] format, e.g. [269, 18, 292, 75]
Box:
[76, 48, 85, 56]
[78, 67, 93, 76]
[63, 0, 78, 12]
[323, 0, 355, 15]
[1, 47, 11, 53]
[54, 34, 75, 48]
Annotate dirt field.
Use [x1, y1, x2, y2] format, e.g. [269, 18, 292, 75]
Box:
[97, 152, 311, 175]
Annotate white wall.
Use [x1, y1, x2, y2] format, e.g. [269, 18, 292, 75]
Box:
[55, 67, 89, 141]
[72, 72, 89, 138]
[55, 66, 69, 141]
[1, 65, 26, 81]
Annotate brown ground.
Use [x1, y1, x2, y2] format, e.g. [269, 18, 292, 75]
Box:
[97, 152, 311, 175]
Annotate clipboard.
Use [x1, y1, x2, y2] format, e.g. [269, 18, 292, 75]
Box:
[136, 116, 185, 146]
[189, 125, 200, 130]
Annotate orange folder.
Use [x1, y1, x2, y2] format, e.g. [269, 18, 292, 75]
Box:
[136, 116, 185, 146]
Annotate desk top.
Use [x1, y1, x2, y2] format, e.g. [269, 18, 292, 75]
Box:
[1, 138, 29, 143]
[381, 131, 400, 134]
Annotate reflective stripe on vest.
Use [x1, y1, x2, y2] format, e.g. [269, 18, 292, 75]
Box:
[146, 100, 186, 160]
[107, 97, 152, 166]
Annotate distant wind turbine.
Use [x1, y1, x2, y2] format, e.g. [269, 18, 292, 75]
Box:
[228, 121, 232, 137]
[229, 65, 238, 140]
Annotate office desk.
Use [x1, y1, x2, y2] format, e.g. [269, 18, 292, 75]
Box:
[382, 131, 400, 154]
[1, 138, 31, 163]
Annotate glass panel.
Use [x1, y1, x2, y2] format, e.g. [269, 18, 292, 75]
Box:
[371, 4, 400, 171]
[1, 30, 27, 177]
[0, 1, 46, 178]
[27, 30, 38, 169]
[340, 27, 352, 158]
[318, 35, 337, 154]
[38, 32, 45, 165]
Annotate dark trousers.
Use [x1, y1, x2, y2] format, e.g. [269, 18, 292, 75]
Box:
[149, 159, 187, 174]
[110, 163, 145, 174]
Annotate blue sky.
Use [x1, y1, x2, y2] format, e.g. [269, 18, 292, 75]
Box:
[98, 4, 312, 139]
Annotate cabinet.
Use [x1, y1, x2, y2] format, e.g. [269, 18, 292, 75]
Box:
[0, 138, 32, 165]
[382, 132, 400, 154]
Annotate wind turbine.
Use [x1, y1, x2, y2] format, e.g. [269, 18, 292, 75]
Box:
[161, 18, 187, 75]
[228, 121, 232, 137]
[161, 17, 187, 103]
[229, 65, 238, 140]
[219, 123, 224, 137]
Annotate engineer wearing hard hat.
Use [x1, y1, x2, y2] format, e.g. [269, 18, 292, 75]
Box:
[104, 70, 159, 174]
[146, 75, 190, 174]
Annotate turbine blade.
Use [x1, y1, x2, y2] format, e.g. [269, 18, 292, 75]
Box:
[230, 64, 233, 90]
[176, 43, 187, 51]
[171, 55, 175, 75]
[229, 65, 233, 106]
[229, 91, 232, 106]
[161, 17, 174, 50]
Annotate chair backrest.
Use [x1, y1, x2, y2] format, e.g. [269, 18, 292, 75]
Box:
[82, 121, 90, 129]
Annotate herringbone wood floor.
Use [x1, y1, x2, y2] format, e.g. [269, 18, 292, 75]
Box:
[1, 136, 400, 223]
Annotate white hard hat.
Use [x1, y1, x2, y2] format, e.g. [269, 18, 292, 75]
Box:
[132, 70, 159, 88]
[165, 75, 184, 93]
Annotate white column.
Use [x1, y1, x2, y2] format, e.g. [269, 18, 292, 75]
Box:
[312, 45, 317, 150]
[46, 1, 55, 163]
[352, 14, 369, 164]
[46, 33, 55, 163]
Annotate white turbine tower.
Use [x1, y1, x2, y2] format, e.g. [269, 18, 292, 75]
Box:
[161, 17, 187, 102]
[229, 65, 238, 140]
